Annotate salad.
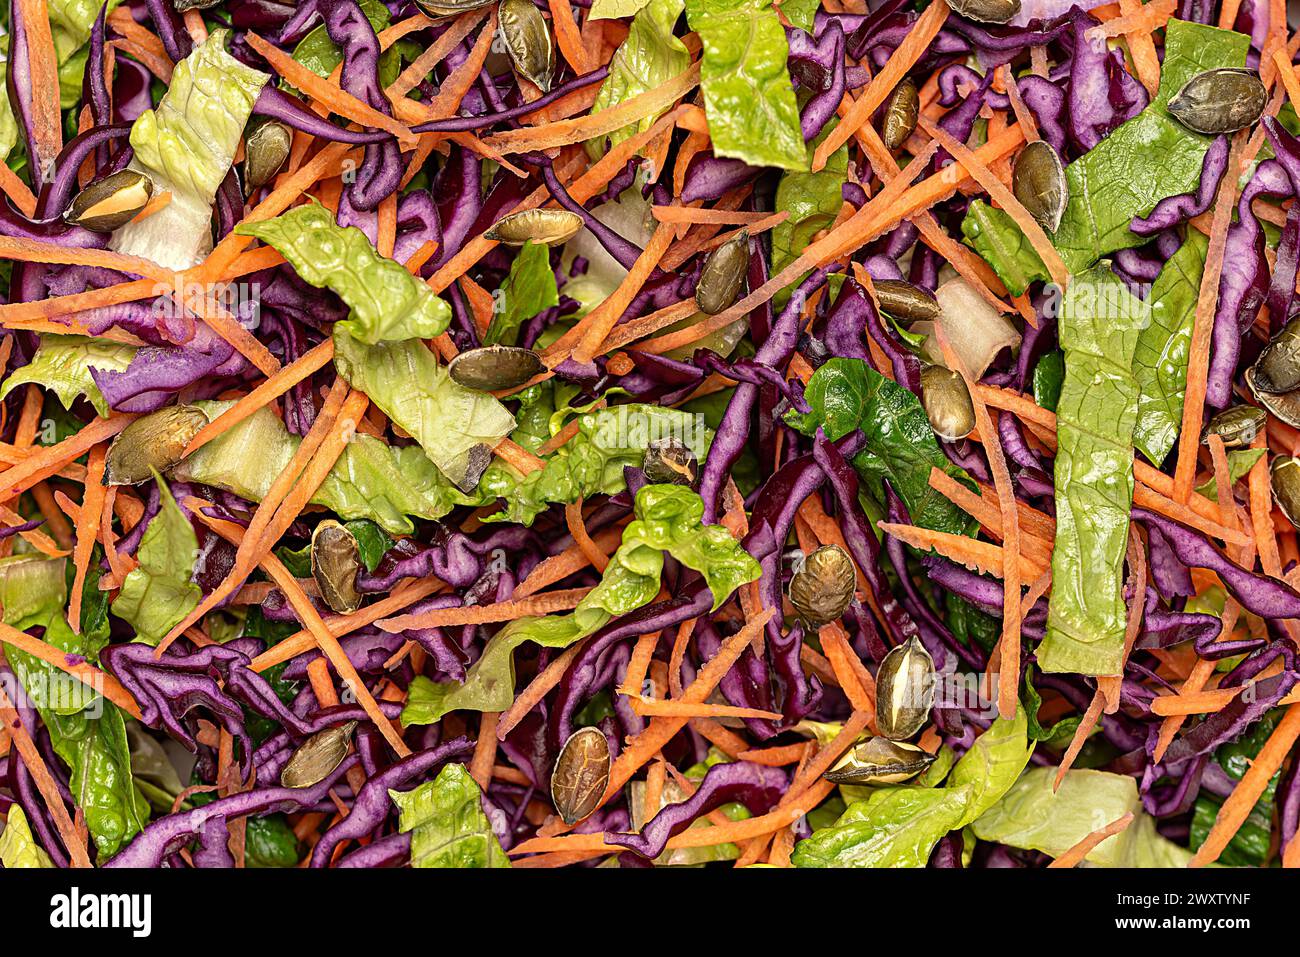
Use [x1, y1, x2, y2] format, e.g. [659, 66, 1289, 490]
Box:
[0, 0, 1296, 872]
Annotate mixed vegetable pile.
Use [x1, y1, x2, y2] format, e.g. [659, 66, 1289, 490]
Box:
[0, 0, 1299, 871]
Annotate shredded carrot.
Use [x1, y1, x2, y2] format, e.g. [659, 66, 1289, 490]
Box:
[469, 712, 500, 792]
[629, 699, 784, 721]
[0, 412, 136, 501]
[494, 437, 548, 475]
[879, 521, 1045, 581]
[1048, 812, 1136, 868]
[378, 587, 591, 633]
[0, 620, 141, 719]
[515, 523, 625, 598]
[15, 0, 63, 180]
[1087, 0, 1175, 40]
[497, 637, 592, 739]
[818, 622, 875, 717]
[0, 161, 37, 217]
[620, 628, 662, 697]
[67, 445, 107, 635]
[548, 0, 590, 74]
[1154, 599, 1241, 761]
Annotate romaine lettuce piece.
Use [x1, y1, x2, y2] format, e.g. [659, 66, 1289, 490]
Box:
[401, 485, 761, 725]
[587, 0, 689, 157]
[0, 334, 137, 417]
[112, 30, 269, 269]
[684, 0, 806, 171]
[1039, 266, 1148, 676]
[589, 0, 654, 17]
[390, 763, 510, 868]
[485, 240, 559, 346]
[0, 806, 54, 868]
[771, 123, 847, 305]
[111, 475, 201, 647]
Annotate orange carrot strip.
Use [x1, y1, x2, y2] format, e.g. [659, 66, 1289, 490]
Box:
[1275, 48, 1300, 117]
[819, 622, 875, 716]
[0, 620, 141, 719]
[469, 712, 499, 792]
[15, 0, 63, 179]
[0, 413, 136, 500]
[1054, 692, 1106, 790]
[1116, 0, 1163, 96]
[129, 189, 173, 224]
[0, 501, 66, 557]
[629, 699, 783, 721]
[650, 207, 782, 225]
[565, 500, 610, 574]
[497, 638, 592, 738]
[0, 234, 171, 281]
[514, 524, 626, 598]
[0, 162, 37, 217]
[494, 437, 547, 475]
[548, 0, 591, 74]
[377, 587, 591, 632]
[1048, 812, 1136, 868]
[387, 9, 486, 100]
[1086, 0, 1175, 39]
[406, 11, 498, 122]
[67, 445, 108, 634]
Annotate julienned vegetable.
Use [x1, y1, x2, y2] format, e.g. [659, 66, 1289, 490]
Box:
[0, 0, 1297, 874]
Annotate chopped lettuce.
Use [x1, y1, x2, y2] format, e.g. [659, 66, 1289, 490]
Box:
[402, 484, 761, 725]
[771, 124, 847, 305]
[1190, 711, 1281, 867]
[589, 0, 654, 17]
[49, 0, 122, 107]
[684, 0, 806, 171]
[236, 203, 452, 344]
[587, 0, 689, 157]
[1132, 230, 1208, 466]
[1031, 349, 1065, 414]
[0, 553, 69, 627]
[0, 806, 54, 868]
[786, 357, 976, 535]
[290, 0, 410, 90]
[390, 763, 510, 868]
[111, 475, 201, 647]
[112, 30, 269, 270]
[973, 766, 1193, 867]
[792, 709, 1033, 867]
[1039, 266, 1148, 676]
[485, 241, 559, 346]
[960, 200, 1048, 298]
[0, 334, 137, 417]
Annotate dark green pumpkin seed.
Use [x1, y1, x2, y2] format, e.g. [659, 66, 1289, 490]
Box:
[881, 78, 919, 151]
[695, 230, 749, 315]
[823, 737, 936, 785]
[244, 121, 292, 195]
[448, 345, 546, 392]
[642, 438, 698, 486]
[106, 405, 209, 486]
[875, 636, 935, 740]
[1201, 406, 1267, 449]
[1247, 367, 1300, 429]
[281, 722, 357, 789]
[946, 0, 1020, 24]
[1012, 139, 1068, 233]
[874, 278, 940, 322]
[1272, 456, 1300, 527]
[551, 727, 611, 825]
[413, 0, 495, 16]
[172, 0, 221, 11]
[788, 545, 856, 627]
[921, 365, 975, 442]
[65, 170, 154, 232]
[499, 0, 556, 92]
[1168, 68, 1266, 135]
[311, 521, 362, 614]
[1251, 316, 1300, 394]
[486, 208, 584, 246]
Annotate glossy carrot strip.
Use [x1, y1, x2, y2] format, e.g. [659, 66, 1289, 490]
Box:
[1048, 813, 1135, 868]
[67, 445, 108, 634]
[0, 620, 141, 719]
[548, 0, 591, 74]
[15, 0, 63, 177]
[0, 413, 136, 500]
[377, 587, 592, 632]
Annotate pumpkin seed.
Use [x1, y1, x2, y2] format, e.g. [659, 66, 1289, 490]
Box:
[105, 405, 209, 486]
[1012, 140, 1068, 233]
[244, 120, 292, 196]
[172, 0, 221, 10]
[881, 78, 919, 151]
[1246, 367, 1300, 429]
[1272, 456, 1300, 527]
[1201, 405, 1267, 449]
[280, 721, 358, 789]
[946, 0, 1020, 24]
[823, 736, 936, 786]
[486, 208, 584, 246]
[311, 521, 362, 615]
[875, 636, 935, 740]
[64, 170, 154, 232]
[413, 0, 495, 16]
[788, 544, 857, 627]
[1251, 315, 1300, 394]
[499, 0, 555, 92]
[695, 230, 749, 315]
[551, 727, 611, 825]
[642, 438, 698, 486]
[1168, 68, 1266, 135]
[448, 345, 545, 392]
[921, 365, 975, 442]
[874, 278, 940, 323]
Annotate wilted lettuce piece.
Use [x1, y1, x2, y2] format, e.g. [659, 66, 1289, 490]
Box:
[973, 766, 1193, 867]
[480, 403, 711, 525]
[333, 330, 515, 489]
[0, 335, 137, 417]
[1040, 267, 1148, 676]
[786, 358, 976, 535]
[486, 241, 560, 346]
[50, 0, 124, 105]
[402, 485, 761, 725]
[1190, 711, 1281, 867]
[1132, 230, 1208, 466]
[792, 709, 1032, 867]
[112, 475, 201, 647]
[0, 806, 54, 867]
[961, 201, 1049, 298]
[290, 0, 408, 89]
[391, 763, 510, 868]
[0, 554, 68, 627]
[588, 0, 689, 157]
[172, 401, 480, 534]
[780, 0, 818, 31]
[237, 203, 451, 344]
[771, 125, 847, 305]
[589, 0, 653, 16]
[113, 30, 269, 269]
[684, 0, 807, 171]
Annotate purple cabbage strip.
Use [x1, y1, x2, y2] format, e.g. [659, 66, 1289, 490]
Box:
[253, 85, 393, 144]
[1131, 135, 1229, 236]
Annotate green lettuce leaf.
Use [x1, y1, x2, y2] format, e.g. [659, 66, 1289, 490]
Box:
[960, 200, 1048, 298]
[245, 815, 302, 868]
[780, 0, 818, 31]
[1031, 349, 1064, 414]
[390, 763, 510, 867]
[0, 334, 136, 417]
[236, 203, 451, 344]
[1194, 448, 1265, 502]
[1132, 230, 1208, 466]
[332, 329, 515, 489]
[486, 241, 560, 345]
[771, 124, 847, 305]
[1039, 266, 1148, 676]
[785, 357, 976, 535]
[684, 0, 806, 171]
[0, 805, 54, 867]
[113, 30, 269, 270]
[588, 0, 689, 157]
[589, 0, 654, 18]
[49, 0, 123, 107]
[973, 766, 1193, 867]
[171, 401, 480, 534]
[289, 0, 409, 90]
[402, 484, 761, 725]
[111, 474, 200, 646]
[1190, 710, 1281, 867]
[792, 709, 1032, 867]
[0, 553, 68, 628]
